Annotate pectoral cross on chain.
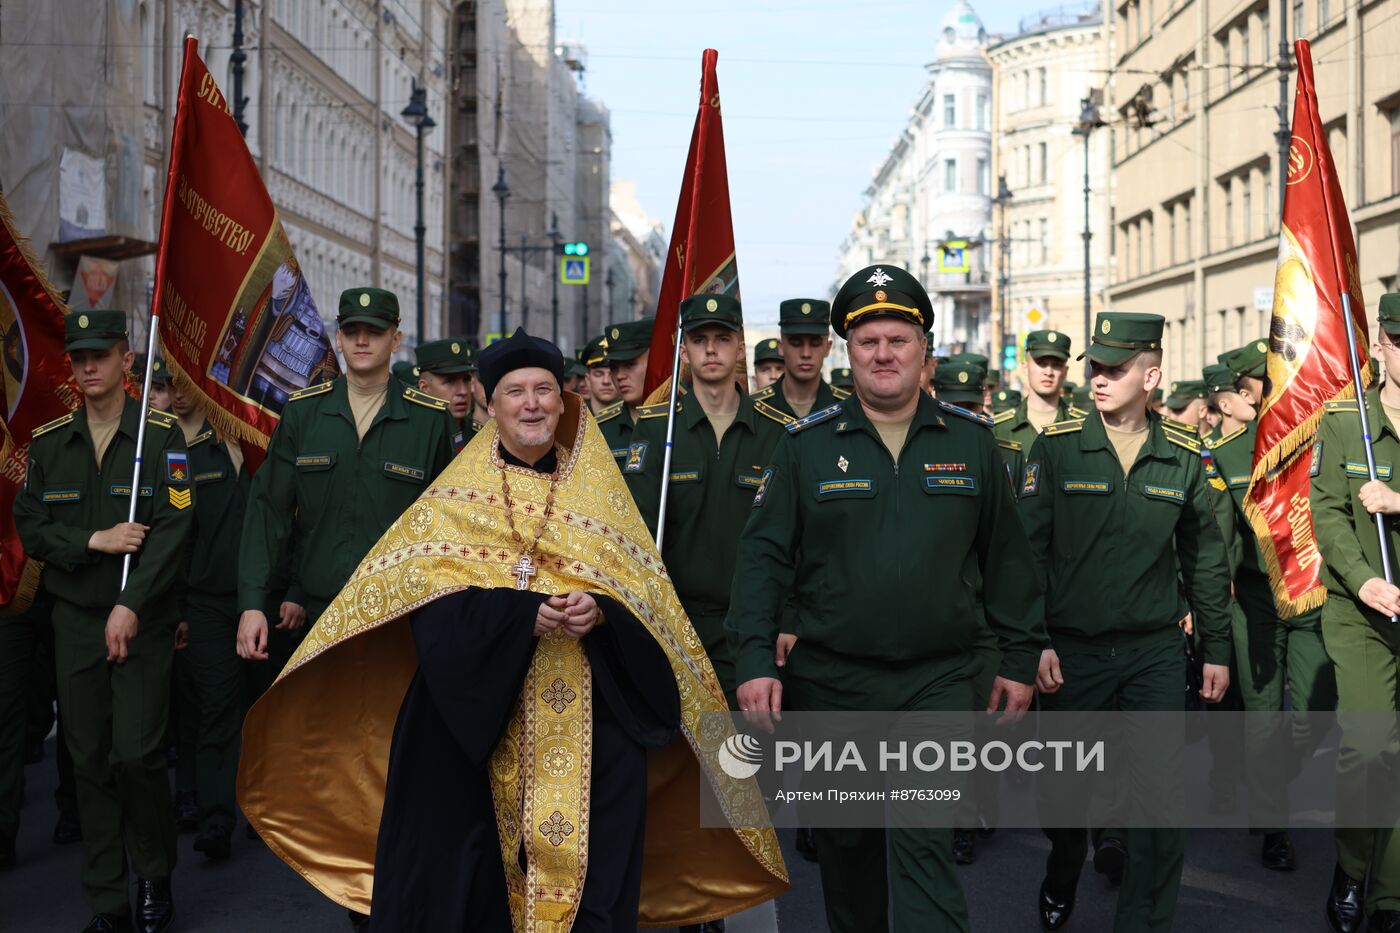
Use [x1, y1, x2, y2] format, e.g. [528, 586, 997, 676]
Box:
[512, 554, 538, 591]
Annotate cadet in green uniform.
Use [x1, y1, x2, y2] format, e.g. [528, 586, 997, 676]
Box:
[624, 296, 786, 701]
[1162, 380, 1208, 436]
[1201, 365, 1234, 442]
[390, 359, 419, 386]
[752, 337, 784, 389]
[236, 288, 456, 662]
[994, 330, 1072, 451]
[416, 337, 477, 451]
[13, 310, 194, 933]
[581, 333, 618, 417]
[991, 388, 1020, 414]
[1021, 312, 1232, 933]
[752, 298, 851, 424]
[1208, 341, 1334, 871]
[167, 380, 251, 862]
[934, 361, 1022, 483]
[728, 265, 1045, 933]
[830, 367, 853, 390]
[595, 318, 654, 465]
[1310, 295, 1400, 933]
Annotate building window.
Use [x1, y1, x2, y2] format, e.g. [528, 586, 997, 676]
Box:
[141, 2, 158, 105]
[977, 157, 989, 195]
[1038, 68, 1048, 106]
[1243, 173, 1253, 241]
[1184, 198, 1192, 259]
[1222, 36, 1232, 94]
[1024, 146, 1032, 186]
[1038, 142, 1048, 184]
[1319, 0, 1330, 26]
[1262, 11, 1270, 60]
[945, 158, 957, 192]
[1224, 182, 1234, 247]
[1293, 0, 1306, 38]
[944, 94, 956, 127]
[1240, 23, 1250, 69]
[1039, 218, 1049, 264]
[1169, 206, 1178, 265]
[976, 93, 988, 129]
[1390, 109, 1400, 195]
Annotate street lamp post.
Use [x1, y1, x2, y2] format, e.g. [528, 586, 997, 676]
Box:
[992, 173, 1013, 370]
[401, 80, 436, 347]
[1073, 96, 1106, 378]
[548, 213, 561, 344]
[491, 165, 510, 338]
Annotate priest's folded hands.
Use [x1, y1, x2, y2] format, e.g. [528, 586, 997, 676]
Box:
[534, 590, 603, 637]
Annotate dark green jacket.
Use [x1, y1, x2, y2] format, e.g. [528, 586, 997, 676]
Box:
[595, 401, 637, 467]
[993, 396, 1070, 452]
[624, 385, 787, 620]
[1019, 411, 1232, 663]
[14, 398, 193, 622]
[726, 393, 1047, 687]
[1311, 391, 1400, 610]
[237, 376, 456, 610]
[1206, 422, 1262, 576]
[184, 421, 250, 599]
[751, 376, 849, 423]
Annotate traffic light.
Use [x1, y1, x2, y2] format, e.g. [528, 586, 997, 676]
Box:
[1002, 342, 1018, 372]
[562, 241, 589, 256]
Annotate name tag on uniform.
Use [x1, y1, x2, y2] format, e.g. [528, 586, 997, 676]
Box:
[669, 470, 702, 484]
[1142, 484, 1185, 503]
[816, 479, 875, 497]
[42, 489, 81, 503]
[194, 470, 226, 484]
[109, 485, 154, 497]
[925, 475, 977, 493]
[1062, 479, 1111, 494]
[296, 454, 335, 470]
[1345, 462, 1393, 480]
[1225, 474, 1250, 488]
[736, 473, 764, 489]
[383, 461, 425, 482]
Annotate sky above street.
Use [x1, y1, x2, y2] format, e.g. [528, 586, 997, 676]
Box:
[554, 0, 1076, 325]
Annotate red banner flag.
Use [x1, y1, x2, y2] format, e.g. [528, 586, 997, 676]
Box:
[1244, 40, 1370, 616]
[155, 39, 338, 470]
[0, 192, 82, 612]
[642, 49, 740, 398]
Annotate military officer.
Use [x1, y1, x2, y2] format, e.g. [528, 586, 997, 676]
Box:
[752, 337, 784, 389]
[1069, 385, 1094, 418]
[1162, 380, 1208, 435]
[1207, 340, 1334, 873]
[13, 309, 194, 933]
[595, 318, 654, 464]
[1021, 311, 1232, 933]
[167, 379, 251, 862]
[830, 366, 853, 390]
[624, 295, 786, 702]
[415, 337, 476, 449]
[933, 361, 1022, 483]
[236, 288, 456, 663]
[752, 298, 851, 422]
[991, 388, 1021, 414]
[1201, 364, 1234, 441]
[580, 333, 618, 416]
[995, 331, 1072, 450]
[728, 265, 1045, 933]
[1309, 296, 1400, 933]
[147, 358, 173, 413]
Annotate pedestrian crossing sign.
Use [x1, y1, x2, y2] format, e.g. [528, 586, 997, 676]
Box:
[560, 256, 590, 285]
[937, 241, 970, 273]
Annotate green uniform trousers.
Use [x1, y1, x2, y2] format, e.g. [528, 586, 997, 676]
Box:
[787, 641, 973, 933]
[1040, 629, 1185, 933]
[1232, 572, 1336, 830]
[0, 600, 47, 844]
[184, 592, 247, 834]
[172, 647, 198, 798]
[1322, 596, 1400, 912]
[52, 599, 177, 914]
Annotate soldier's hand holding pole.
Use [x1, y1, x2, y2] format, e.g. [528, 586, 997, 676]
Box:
[89, 522, 149, 554]
[1359, 578, 1400, 618]
[237, 609, 270, 660]
[1358, 480, 1400, 516]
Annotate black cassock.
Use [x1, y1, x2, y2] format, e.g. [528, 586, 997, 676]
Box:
[368, 457, 681, 932]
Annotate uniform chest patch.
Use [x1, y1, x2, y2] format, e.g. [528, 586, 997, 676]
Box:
[624, 442, 647, 473]
[1345, 461, 1393, 480]
[109, 485, 154, 497]
[194, 470, 226, 484]
[166, 451, 189, 484]
[925, 475, 977, 492]
[42, 489, 81, 503]
[817, 479, 874, 496]
[383, 461, 425, 482]
[1309, 440, 1323, 477]
[1062, 480, 1111, 494]
[1021, 463, 1041, 497]
[925, 463, 966, 472]
[752, 467, 775, 508]
[1142, 484, 1185, 503]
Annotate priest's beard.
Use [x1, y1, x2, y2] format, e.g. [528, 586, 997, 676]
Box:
[504, 422, 555, 453]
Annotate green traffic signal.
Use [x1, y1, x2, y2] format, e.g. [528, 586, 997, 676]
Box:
[563, 241, 589, 256]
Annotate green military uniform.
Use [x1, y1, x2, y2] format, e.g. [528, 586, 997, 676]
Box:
[391, 359, 420, 386]
[993, 330, 1072, 452]
[416, 337, 478, 450]
[1021, 312, 1232, 933]
[0, 588, 58, 864]
[239, 289, 457, 627]
[752, 298, 851, 422]
[1311, 302, 1400, 917]
[624, 296, 787, 701]
[829, 367, 853, 390]
[933, 361, 1022, 487]
[174, 421, 257, 852]
[990, 388, 1020, 413]
[595, 318, 653, 464]
[12, 310, 194, 916]
[727, 266, 1046, 933]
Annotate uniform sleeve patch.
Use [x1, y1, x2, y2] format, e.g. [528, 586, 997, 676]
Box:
[752, 466, 775, 508]
[168, 487, 192, 510]
[165, 451, 189, 484]
[624, 442, 647, 473]
[1021, 463, 1041, 497]
[1310, 440, 1323, 477]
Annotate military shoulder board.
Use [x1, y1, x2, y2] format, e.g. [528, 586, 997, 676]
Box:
[753, 399, 794, 426]
[1067, 405, 1090, 419]
[288, 381, 334, 402]
[750, 384, 776, 401]
[992, 408, 1015, 425]
[189, 430, 215, 447]
[32, 412, 74, 439]
[831, 385, 852, 400]
[938, 400, 992, 427]
[1209, 424, 1247, 448]
[594, 401, 624, 423]
[1164, 429, 1201, 454]
[1042, 419, 1085, 437]
[637, 401, 673, 420]
[1324, 398, 1359, 414]
[786, 403, 843, 435]
[403, 386, 447, 411]
[997, 437, 1022, 452]
[145, 410, 176, 429]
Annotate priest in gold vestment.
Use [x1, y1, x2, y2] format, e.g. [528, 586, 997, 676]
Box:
[236, 328, 787, 932]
